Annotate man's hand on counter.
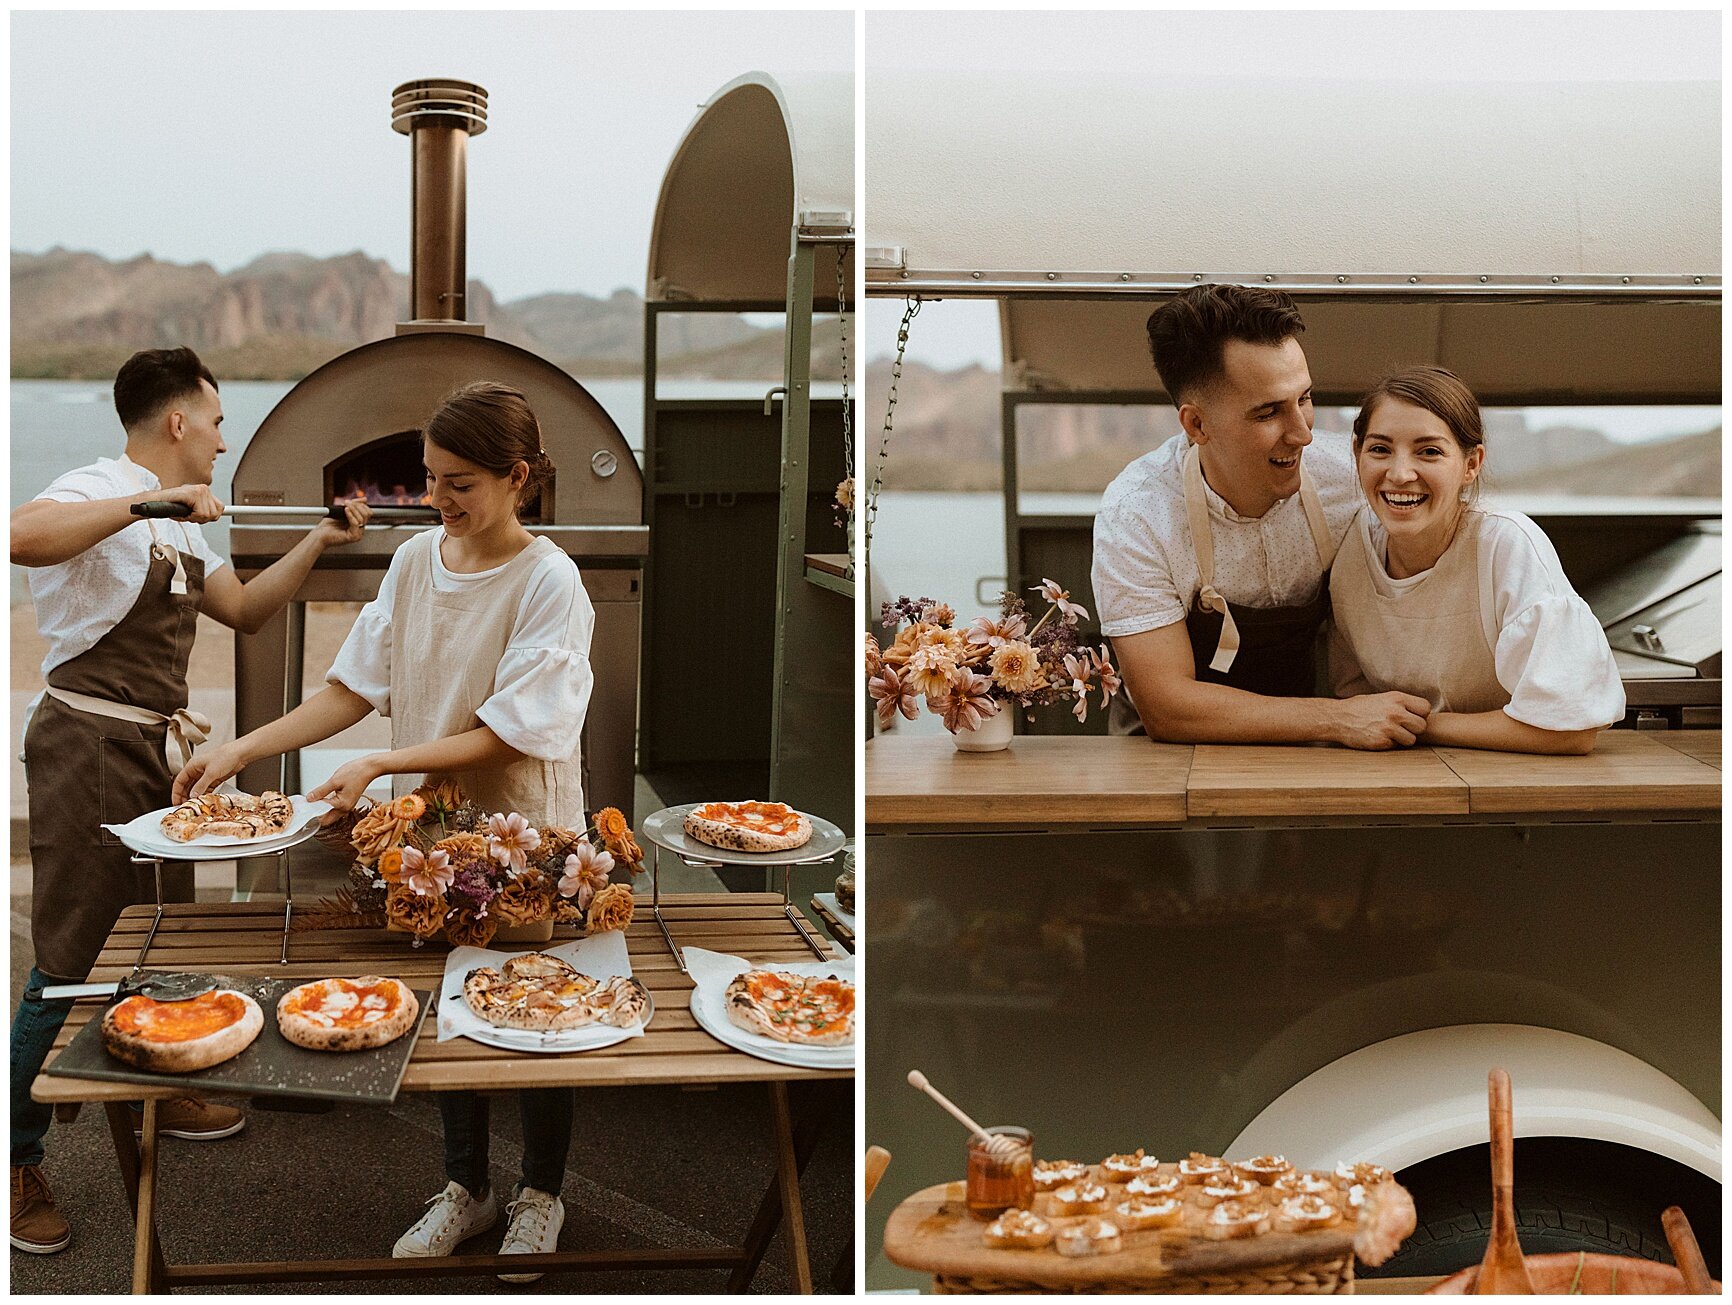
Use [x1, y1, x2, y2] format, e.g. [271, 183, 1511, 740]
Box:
[1329, 691, 1432, 750]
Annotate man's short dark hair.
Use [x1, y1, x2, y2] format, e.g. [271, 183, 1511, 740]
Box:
[113, 347, 217, 431]
[1145, 284, 1306, 406]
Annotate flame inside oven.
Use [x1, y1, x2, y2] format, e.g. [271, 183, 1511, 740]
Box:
[336, 477, 433, 508]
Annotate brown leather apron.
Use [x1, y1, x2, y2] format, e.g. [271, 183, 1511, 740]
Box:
[23, 539, 205, 981]
[1110, 444, 1337, 733]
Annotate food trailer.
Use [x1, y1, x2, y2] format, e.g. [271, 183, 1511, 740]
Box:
[863, 62, 1720, 1289]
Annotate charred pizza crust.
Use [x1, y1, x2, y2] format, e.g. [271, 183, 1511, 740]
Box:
[724, 969, 854, 1046]
[101, 989, 264, 1073]
[161, 791, 294, 843]
[462, 952, 648, 1032]
[683, 802, 813, 853]
[276, 976, 419, 1052]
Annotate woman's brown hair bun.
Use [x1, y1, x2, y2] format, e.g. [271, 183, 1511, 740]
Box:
[424, 381, 553, 511]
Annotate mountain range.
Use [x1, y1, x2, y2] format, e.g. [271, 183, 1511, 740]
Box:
[11, 247, 839, 381]
[864, 360, 1721, 496]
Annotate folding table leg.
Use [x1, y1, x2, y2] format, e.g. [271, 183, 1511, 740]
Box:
[727, 1082, 824, 1292]
[103, 1102, 169, 1293]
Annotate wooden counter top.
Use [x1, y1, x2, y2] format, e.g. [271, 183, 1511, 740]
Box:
[866, 731, 1721, 829]
[864, 735, 1191, 827]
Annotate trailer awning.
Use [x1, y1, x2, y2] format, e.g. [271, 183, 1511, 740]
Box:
[648, 71, 853, 310]
[866, 71, 1721, 402]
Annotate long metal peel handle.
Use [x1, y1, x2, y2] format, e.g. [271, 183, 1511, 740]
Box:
[131, 501, 194, 519]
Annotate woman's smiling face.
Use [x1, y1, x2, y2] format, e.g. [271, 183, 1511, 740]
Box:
[1356, 397, 1482, 539]
[423, 438, 525, 537]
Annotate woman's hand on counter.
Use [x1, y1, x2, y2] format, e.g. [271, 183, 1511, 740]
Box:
[307, 754, 387, 822]
[1327, 692, 1433, 750]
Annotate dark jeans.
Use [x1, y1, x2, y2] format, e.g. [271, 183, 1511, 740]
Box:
[440, 1088, 574, 1197]
[11, 967, 75, 1168]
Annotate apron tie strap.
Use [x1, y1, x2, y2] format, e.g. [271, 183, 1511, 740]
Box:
[1195, 582, 1242, 674]
[43, 688, 212, 772]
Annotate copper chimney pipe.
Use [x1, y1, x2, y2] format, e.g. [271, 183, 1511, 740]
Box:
[390, 79, 488, 323]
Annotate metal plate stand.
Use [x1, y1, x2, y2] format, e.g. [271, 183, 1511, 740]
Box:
[640, 805, 848, 974]
[126, 843, 300, 970]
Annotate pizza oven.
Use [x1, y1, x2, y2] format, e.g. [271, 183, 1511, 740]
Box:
[230, 79, 647, 815]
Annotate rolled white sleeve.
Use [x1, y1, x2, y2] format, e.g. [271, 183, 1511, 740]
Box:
[1495, 598, 1625, 730]
[1485, 514, 1624, 731]
[1092, 501, 1186, 638]
[474, 557, 596, 761]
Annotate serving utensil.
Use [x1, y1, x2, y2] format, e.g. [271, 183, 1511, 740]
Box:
[1662, 1206, 1716, 1294]
[1475, 1067, 1535, 1294]
[866, 1146, 892, 1201]
[907, 1069, 1023, 1159]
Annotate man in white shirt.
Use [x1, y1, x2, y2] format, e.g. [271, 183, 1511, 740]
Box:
[1091, 284, 1431, 748]
[9, 347, 368, 1254]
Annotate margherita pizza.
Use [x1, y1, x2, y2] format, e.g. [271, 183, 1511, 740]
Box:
[724, 969, 854, 1046]
[463, 953, 648, 1032]
[276, 976, 419, 1052]
[161, 790, 294, 842]
[101, 989, 264, 1073]
[683, 801, 812, 853]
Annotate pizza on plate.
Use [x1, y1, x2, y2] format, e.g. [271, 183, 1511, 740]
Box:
[101, 988, 264, 1073]
[161, 790, 294, 842]
[724, 969, 854, 1046]
[462, 952, 648, 1032]
[276, 976, 419, 1052]
[683, 801, 813, 853]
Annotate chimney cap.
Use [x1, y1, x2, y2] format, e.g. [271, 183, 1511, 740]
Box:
[391, 78, 488, 136]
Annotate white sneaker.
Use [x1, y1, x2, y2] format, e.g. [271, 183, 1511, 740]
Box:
[497, 1185, 565, 1283]
[392, 1180, 498, 1258]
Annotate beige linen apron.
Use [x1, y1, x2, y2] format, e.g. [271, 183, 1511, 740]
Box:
[24, 532, 205, 980]
[388, 531, 584, 826]
[1328, 508, 1507, 713]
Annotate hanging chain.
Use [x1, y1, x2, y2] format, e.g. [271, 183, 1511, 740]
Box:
[864, 295, 921, 569]
[835, 250, 854, 571]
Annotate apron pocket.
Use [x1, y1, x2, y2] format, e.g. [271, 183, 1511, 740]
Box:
[98, 733, 170, 847]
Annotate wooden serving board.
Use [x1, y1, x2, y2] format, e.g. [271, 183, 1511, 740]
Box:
[883, 1180, 1356, 1289]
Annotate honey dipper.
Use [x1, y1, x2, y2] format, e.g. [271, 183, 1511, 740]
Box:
[907, 1069, 1023, 1159]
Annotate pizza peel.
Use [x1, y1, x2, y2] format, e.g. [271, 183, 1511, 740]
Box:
[45, 973, 434, 1105]
[38, 971, 221, 1003]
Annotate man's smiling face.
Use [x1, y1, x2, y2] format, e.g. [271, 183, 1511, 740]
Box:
[1183, 336, 1315, 519]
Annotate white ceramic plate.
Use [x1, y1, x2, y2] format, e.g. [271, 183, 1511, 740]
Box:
[641, 804, 848, 868]
[441, 991, 655, 1055]
[688, 977, 856, 1070]
[105, 796, 332, 860]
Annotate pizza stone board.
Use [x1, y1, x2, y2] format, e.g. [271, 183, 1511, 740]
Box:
[47, 973, 431, 1105]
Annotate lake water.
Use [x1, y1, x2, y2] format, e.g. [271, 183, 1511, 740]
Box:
[9, 376, 837, 603]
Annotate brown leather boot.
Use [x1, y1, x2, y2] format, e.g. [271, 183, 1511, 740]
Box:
[135, 1097, 245, 1141]
[11, 1164, 71, 1254]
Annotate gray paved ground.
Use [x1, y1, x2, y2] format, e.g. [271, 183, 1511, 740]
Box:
[9, 775, 856, 1295]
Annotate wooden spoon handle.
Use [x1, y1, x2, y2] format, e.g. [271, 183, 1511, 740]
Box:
[865, 1146, 892, 1202]
[1488, 1067, 1515, 1203]
[907, 1069, 992, 1141]
[1663, 1206, 1715, 1293]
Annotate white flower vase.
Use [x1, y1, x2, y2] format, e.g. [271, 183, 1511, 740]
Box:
[951, 707, 1014, 753]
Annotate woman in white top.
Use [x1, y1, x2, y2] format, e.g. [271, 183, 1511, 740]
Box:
[175, 382, 594, 1277]
[1328, 366, 1624, 754]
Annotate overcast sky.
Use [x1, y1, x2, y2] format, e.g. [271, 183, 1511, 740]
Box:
[863, 8, 1721, 371]
[11, 10, 852, 302]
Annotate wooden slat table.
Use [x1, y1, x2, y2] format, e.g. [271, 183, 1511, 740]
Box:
[810, 896, 855, 953]
[34, 894, 852, 1294]
[865, 731, 1721, 829]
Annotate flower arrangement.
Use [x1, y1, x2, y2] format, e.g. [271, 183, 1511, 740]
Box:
[866, 579, 1123, 732]
[300, 779, 644, 947]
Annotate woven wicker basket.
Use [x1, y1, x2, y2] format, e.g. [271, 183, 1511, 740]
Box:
[933, 1252, 1355, 1294]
